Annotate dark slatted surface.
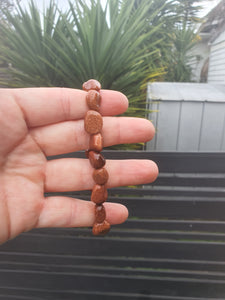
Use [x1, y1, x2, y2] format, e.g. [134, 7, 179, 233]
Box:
[1, 151, 225, 299]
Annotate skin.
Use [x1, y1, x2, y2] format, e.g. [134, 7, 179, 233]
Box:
[0, 87, 158, 245]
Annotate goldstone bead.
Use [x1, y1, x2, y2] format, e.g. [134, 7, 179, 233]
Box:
[86, 90, 101, 112]
[91, 184, 108, 204]
[92, 220, 111, 236]
[89, 151, 105, 169]
[93, 168, 109, 185]
[82, 79, 101, 92]
[89, 133, 103, 152]
[95, 204, 106, 223]
[84, 110, 103, 135]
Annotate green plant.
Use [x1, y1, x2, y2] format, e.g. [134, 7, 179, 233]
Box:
[0, 0, 168, 116]
[163, 0, 203, 82]
[0, 0, 68, 87]
[164, 27, 200, 82]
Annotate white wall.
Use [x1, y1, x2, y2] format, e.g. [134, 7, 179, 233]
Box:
[146, 82, 225, 152]
[208, 31, 225, 84]
[189, 37, 210, 82]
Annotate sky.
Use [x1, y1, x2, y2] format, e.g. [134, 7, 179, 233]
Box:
[199, 0, 221, 16]
[20, 0, 222, 17]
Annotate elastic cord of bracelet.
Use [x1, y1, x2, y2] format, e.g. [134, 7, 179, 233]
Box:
[83, 79, 111, 236]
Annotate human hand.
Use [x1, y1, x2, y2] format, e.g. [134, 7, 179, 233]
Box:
[0, 87, 158, 244]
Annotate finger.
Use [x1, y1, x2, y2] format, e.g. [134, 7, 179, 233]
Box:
[45, 159, 158, 192]
[31, 117, 155, 156]
[13, 88, 128, 127]
[36, 197, 128, 228]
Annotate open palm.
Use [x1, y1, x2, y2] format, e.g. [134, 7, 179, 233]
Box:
[0, 88, 158, 244]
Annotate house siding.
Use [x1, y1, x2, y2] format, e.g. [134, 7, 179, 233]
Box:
[189, 37, 210, 82]
[208, 31, 225, 84]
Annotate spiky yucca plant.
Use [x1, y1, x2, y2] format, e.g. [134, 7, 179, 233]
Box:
[0, 0, 168, 117]
[0, 0, 69, 86]
[165, 27, 200, 82]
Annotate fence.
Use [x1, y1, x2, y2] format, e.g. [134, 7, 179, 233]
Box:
[0, 150, 225, 299]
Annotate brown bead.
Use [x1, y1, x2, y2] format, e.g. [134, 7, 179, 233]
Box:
[82, 79, 101, 92]
[86, 90, 101, 112]
[85, 150, 89, 158]
[93, 168, 109, 185]
[95, 204, 106, 223]
[91, 184, 108, 204]
[92, 220, 111, 236]
[89, 151, 105, 169]
[89, 133, 103, 152]
[84, 110, 103, 135]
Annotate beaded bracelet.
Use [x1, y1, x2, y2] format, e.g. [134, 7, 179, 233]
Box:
[82, 79, 111, 236]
